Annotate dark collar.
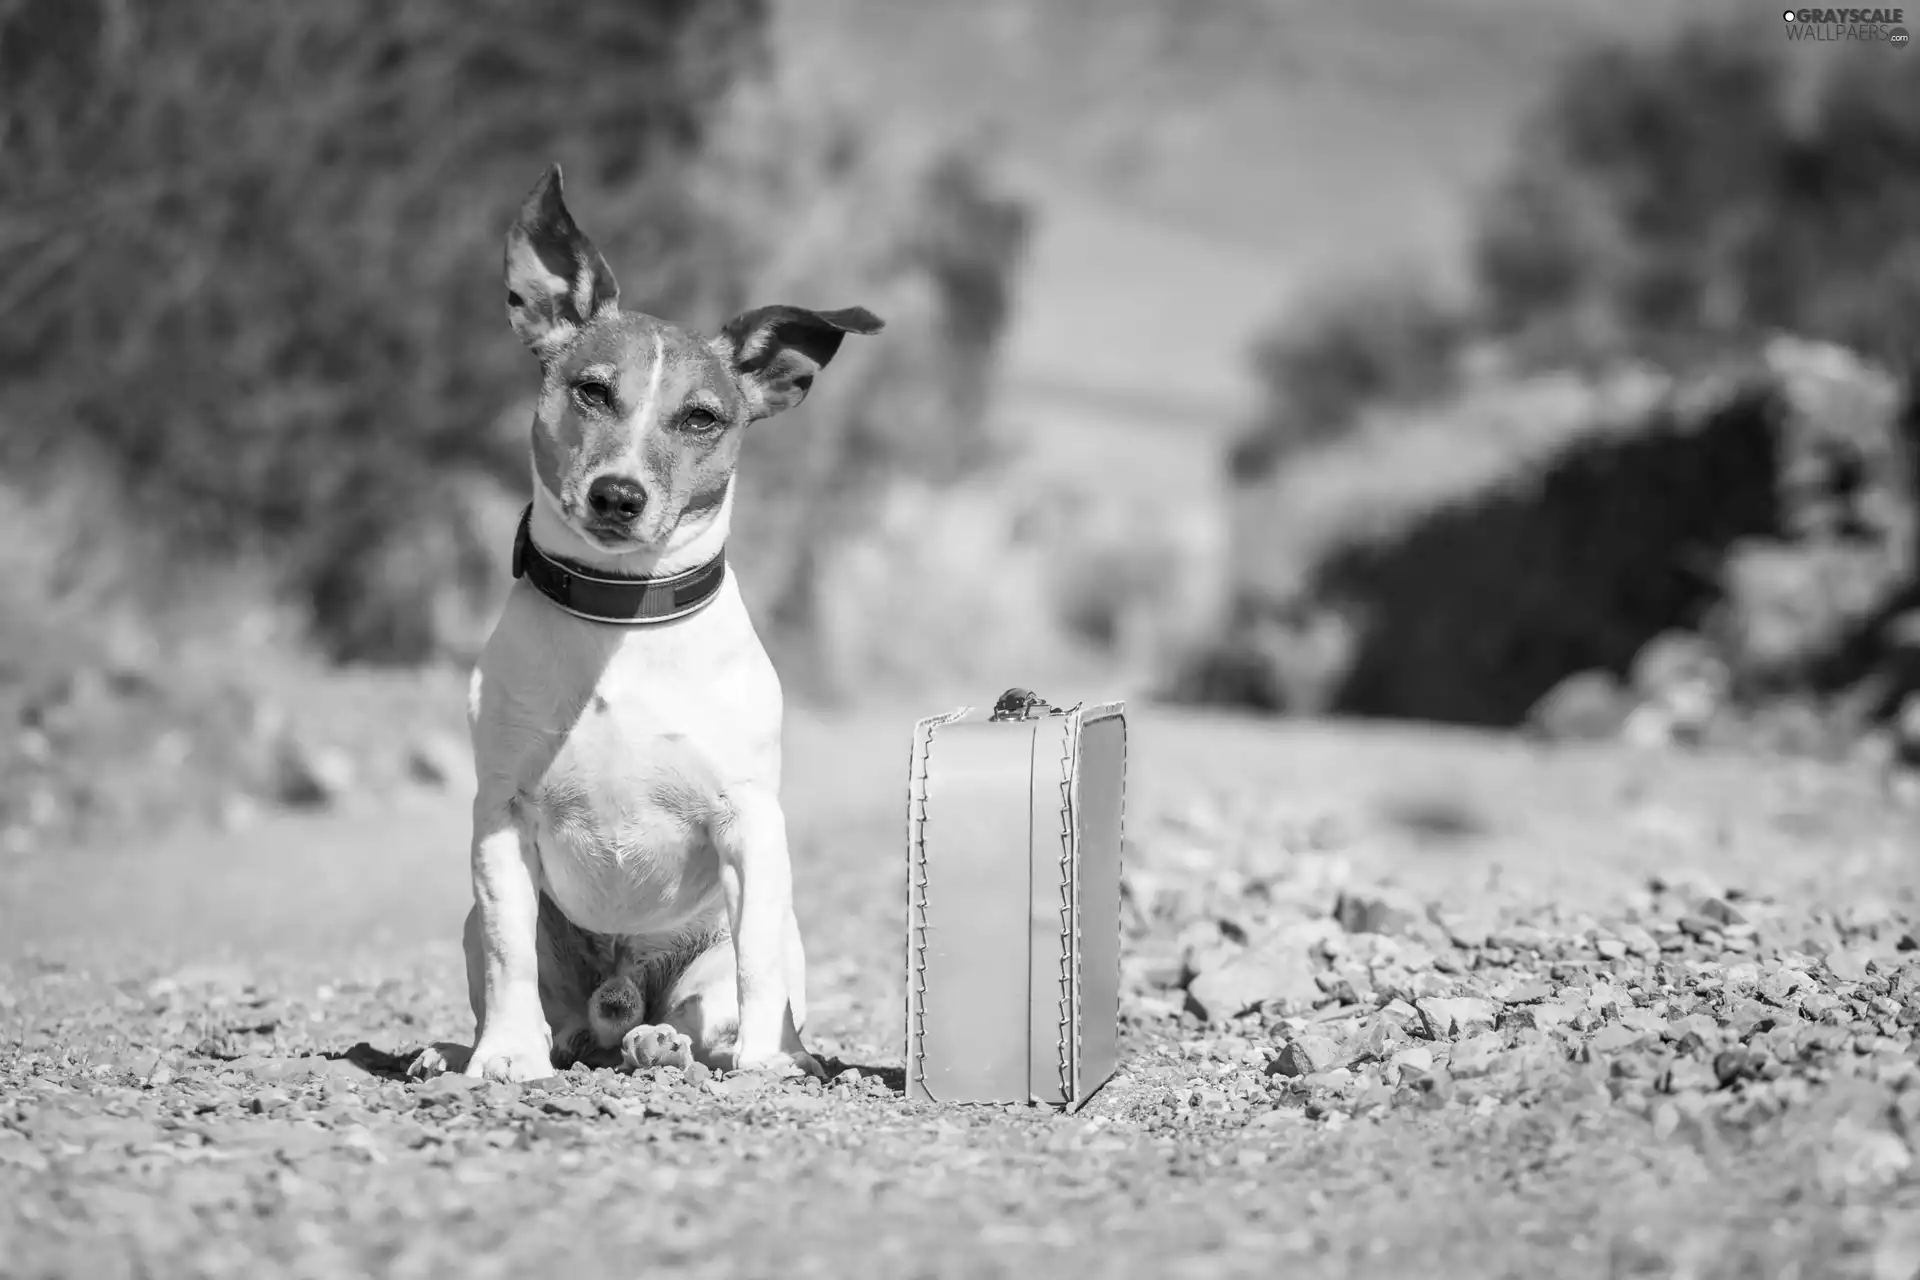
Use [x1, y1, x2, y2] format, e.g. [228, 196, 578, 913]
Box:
[510, 504, 727, 625]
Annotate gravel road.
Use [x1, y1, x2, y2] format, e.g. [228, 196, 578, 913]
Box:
[4, 708, 1919, 1280]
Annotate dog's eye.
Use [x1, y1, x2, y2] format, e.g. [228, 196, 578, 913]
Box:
[681, 407, 721, 432]
[573, 381, 613, 412]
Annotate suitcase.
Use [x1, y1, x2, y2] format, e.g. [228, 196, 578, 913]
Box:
[905, 689, 1129, 1108]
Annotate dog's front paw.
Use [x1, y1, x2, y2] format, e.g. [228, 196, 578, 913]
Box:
[620, 1024, 694, 1073]
[734, 1048, 826, 1081]
[465, 1031, 555, 1083]
[407, 1042, 472, 1079]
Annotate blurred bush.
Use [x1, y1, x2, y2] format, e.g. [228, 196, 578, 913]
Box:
[1, 0, 768, 659]
[1473, 24, 1920, 375]
[1177, 340, 1915, 728]
[684, 75, 1030, 686]
[0, 0, 1028, 676]
[1228, 273, 1475, 482]
[1186, 16, 1920, 739]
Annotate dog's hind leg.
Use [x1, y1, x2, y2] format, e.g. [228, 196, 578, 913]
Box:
[629, 935, 737, 1073]
[535, 892, 609, 1069]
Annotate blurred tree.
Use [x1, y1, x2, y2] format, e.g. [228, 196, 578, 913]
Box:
[0, 0, 768, 654]
[1474, 22, 1920, 376]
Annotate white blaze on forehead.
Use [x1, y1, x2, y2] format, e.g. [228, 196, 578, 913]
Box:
[606, 326, 668, 477]
[639, 327, 666, 423]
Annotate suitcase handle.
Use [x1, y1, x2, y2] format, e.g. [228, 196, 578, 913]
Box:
[990, 687, 1061, 721]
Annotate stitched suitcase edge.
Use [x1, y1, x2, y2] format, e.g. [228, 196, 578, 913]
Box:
[906, 708, 971, 1103]
[1068, 701, 1127, 1110]
[1054, 710, 1078, 1105]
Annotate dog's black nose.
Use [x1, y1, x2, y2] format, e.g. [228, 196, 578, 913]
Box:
[587, 475, 647, 524]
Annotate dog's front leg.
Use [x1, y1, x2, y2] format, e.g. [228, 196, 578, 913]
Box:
[464, 806, 555, 1082]
[716, 790, 821, 1079]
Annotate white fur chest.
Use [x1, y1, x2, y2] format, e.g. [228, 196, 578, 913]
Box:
[469, 574, 782, 936]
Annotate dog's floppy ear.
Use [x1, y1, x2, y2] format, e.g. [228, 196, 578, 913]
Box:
[503, 164, 619, 358]
[712, 305, 885, 421]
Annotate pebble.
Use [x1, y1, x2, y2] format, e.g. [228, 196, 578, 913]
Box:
[1500, 1002, 1574, 1032]
[1184, 944, 1322, 1022]
[415, 1074, 481, 1102]
[1266, 1035, 1343, 1078]
[1416, 997, 1499, 1040]
[1331, 890, 1426, 939]
[1697, 897, 1746, 927]
[1390, 1047, 1435, 1075]
[1823, 951, 1869, 984]
[1447, 1033, 1506, 1079]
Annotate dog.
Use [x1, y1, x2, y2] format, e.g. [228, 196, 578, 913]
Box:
[417, 164, 881, 1084]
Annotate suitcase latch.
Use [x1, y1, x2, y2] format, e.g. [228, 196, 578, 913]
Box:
[990, 687, 1056, 721]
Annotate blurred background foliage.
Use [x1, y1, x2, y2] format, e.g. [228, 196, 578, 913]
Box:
[1191, 19, 1920, 756]
[0, 0, 1027, 671]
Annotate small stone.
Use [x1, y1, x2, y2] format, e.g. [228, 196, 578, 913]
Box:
[1594, 937, 1627, 961]
[1758, 969, 1812, 1007]
[1499, 980, 1554, 1004]
[1267, 1035, 1343, 1078]
[541, 1096, 598, 1119]
[1824, 951, 1870, 984]
[1618, 1007, 1667, 1037]
[1722, 999, 1780, 1039]
[1666, 1013, 1722, 1054]
[1416, 997, 1498, 1040]
[1351, 1082, 1396, 1113]
[1390, 1047, 1435, 1075]
[1660, 1057, 1719, 1093]
[1677, 916, 1721, 942]
[1377, 998, 1422, 1029]
[1714, 1048, 1762, 1087]
[685, 1063, 712, 1086]
[1331, 890, 1426, 939]
[1499, 1002, 1571, 1033]
[1349, 1017, 1405, 1061]
[1800, 990, 1844, 1021]
[248, 1090, 291, 1114]
[1492, 925, 1554, 954]
[1615, 924, 1660, 958]
[1585, 1024, 1650, 1055]
[1447, 1032, 1506, 1079]
[1697, 897, 1746, 927]
[415, 1073, 481, 1101]
[832, 1068, 862, 1088]
[1184, 942, 1322, 1021]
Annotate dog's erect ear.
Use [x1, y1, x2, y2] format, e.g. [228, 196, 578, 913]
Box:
[503, 164, 619, 358]
[711, 305, 885, 421]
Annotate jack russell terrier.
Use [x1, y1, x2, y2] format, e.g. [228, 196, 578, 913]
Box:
[415, 164, 881, 1083]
